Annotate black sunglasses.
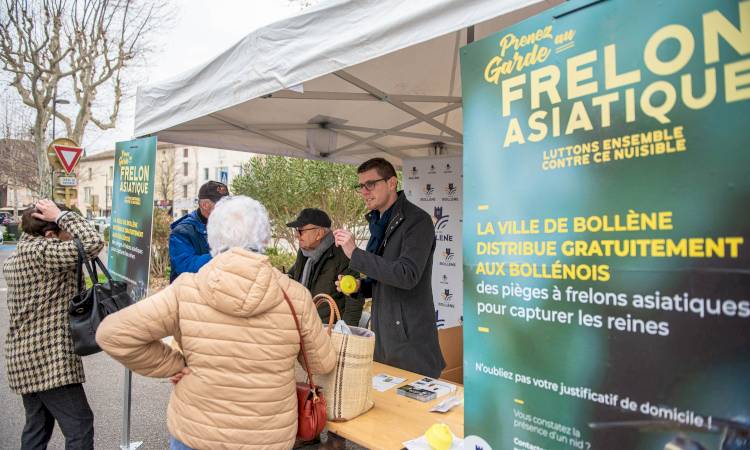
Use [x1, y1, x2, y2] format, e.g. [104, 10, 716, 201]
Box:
[295, 226, 320, 235]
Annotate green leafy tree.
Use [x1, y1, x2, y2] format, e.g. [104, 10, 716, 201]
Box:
[149, 207, 172, 279]
[232, 156, 369, 254]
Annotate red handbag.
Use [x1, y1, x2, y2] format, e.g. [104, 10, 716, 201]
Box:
[282, 290, 327, 441]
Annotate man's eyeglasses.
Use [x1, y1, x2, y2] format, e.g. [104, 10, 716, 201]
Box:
[354, 178, 387, 192]
[295, 226, 319, 236]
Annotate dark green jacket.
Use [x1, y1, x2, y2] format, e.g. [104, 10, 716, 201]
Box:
[288, 241, 363, 326]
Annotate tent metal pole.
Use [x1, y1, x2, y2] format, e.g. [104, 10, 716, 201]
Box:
[119, 368, 142, 450]
[329, 103, 461, 155]
[333, 128, 405, 160]
[266, 90, 462, 103]
[372, 142, 462, 152]
[327, 124, 461, 143]
[439, 31, 462, 135]
[341, 143, 462, 157]
[209, 114, 309, 152]
[391, 94, 462, 103]
[333, 70, 463, 140]
[170, 123, 319, 133]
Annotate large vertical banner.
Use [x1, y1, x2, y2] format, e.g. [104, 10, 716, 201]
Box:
[404, 157, 463, 328]
[108, 137, 157, 301]
[461, 1, 750, 449]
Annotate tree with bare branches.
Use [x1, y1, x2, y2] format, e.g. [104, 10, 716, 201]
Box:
[0, 0, 168, 196]
[0, 91, 38, 215]
[155, 145, 176, 203]
[0, 139, 38, 196]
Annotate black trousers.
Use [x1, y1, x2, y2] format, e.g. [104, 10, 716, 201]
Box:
[21, 383, 94, 450]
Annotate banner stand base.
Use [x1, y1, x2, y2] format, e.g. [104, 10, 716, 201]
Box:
[120, 442, 142, 450]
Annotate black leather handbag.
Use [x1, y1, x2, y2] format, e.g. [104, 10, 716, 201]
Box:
[69, 239, 133, 356]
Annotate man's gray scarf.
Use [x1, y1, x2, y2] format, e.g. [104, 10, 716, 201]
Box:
[299, 231, 334, 288]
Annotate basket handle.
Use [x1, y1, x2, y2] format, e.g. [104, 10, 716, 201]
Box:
[313, 293, 341, 335]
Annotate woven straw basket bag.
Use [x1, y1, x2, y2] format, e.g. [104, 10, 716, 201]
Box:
[295, 294, 376, 421]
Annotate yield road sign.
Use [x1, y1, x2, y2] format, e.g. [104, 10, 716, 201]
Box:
[53, 144, 83, 174]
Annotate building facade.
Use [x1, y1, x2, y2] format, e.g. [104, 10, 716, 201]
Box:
[78, 144, 252, 218]
[77, 150, 115, 218]
[0, 185, 37, 215]
[0, 139, 38, 216]
[172, 146, 250, 217]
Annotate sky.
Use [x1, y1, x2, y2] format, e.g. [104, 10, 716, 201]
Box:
[83, 0, 309, 153]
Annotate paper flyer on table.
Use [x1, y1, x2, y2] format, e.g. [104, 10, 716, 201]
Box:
[372, 373, 406, 392]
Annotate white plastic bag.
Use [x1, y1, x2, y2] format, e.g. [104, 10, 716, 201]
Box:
[333, 319, 353, 335]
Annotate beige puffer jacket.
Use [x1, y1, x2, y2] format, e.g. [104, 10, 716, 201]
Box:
[96, 248, 336, 450]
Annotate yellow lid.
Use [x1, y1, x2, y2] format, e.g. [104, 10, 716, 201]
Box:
[340, 275, 358, 295]
[425, 423, 453, 450]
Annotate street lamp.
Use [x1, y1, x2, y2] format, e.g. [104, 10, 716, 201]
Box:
[52, 97, 70, 139]
[49, 88, 70, 201]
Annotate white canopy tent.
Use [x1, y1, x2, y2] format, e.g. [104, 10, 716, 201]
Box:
[134, 0, 562, 166]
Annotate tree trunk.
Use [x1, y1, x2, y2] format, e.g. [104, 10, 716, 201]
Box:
[34, 127, 52, 198]
[1, 0, 170, 201]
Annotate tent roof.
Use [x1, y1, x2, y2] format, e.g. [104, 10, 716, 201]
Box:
[134, 0, 561, 166]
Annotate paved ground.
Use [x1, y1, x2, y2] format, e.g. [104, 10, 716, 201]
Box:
[0, 244, 364, 449]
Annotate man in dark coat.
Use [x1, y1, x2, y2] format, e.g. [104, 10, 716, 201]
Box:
[169, 181, 229, 282]
[287, 208, 363, 325]
[333, 158, 445, 378]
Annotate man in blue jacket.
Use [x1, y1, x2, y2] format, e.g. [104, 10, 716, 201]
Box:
[169, 181, 229, 282]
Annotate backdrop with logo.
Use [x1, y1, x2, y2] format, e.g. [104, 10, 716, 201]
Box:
[404, 156, 463, 329]
[461, 0, 750, 449]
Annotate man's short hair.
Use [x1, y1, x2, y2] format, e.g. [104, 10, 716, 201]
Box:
[21, 203, 69, 237]
[357, 157, 397, 180]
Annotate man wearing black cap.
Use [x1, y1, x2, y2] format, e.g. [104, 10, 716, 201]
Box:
[287, 208, 363, 325]
[169, 181, 229, 282]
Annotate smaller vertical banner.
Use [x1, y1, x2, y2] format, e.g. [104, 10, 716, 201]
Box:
[403, 156, 463, 329]
[108, 137, 157, 301]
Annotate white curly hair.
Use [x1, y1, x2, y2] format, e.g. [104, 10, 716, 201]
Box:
[207, 195, 271, 256]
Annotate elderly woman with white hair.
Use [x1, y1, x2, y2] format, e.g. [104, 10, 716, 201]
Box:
[96, 196, 335, 450]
